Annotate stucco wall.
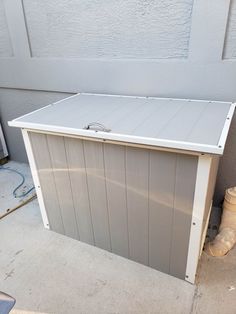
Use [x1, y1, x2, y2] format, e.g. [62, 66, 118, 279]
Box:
[23, 0, 193, 59]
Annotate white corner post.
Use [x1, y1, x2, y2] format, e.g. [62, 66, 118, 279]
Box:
[21, 129, 50, 229]
[185, 154, 212, 284]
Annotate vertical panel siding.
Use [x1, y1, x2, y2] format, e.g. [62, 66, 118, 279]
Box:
[170, 155, 198, 279]
[126, 147, 149, 265]
[83, 140, 111, 251]
[46, 135, 79, 240]
[103, 144, 129, 258]
[149, 151, 177, 273]
[64, 137, 94, 245]
[30, 132, 198, 279]
[29, 132, 64, 233]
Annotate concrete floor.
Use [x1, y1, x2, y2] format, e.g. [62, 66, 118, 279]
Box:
[0, 162, 236, 314]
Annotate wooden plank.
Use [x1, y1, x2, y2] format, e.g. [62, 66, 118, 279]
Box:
[83, 140, 111, 251]
[170, 154, 198, 279]
[64, 137, 95, 245]
[126, 146, 149, 265]
[103, 143, 129, 258]
[46, 134, 79, 240]
[149, 151, 177, 273]
[29, 132, 64, 233]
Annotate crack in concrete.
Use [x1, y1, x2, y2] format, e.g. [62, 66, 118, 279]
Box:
[4, 268, 15, 281]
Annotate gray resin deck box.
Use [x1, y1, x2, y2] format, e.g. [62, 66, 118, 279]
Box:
[9, 93, 235, 283]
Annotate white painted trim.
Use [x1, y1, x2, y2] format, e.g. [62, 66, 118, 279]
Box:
[81, 92, 231, 105]
[3, 0, 31, 58]
[21, 129, 49, 229]
[185, 155, 212, 284]
[218, 102, 236, 150]
[0, 124, 8, 157]
[9, 120, 223, 155]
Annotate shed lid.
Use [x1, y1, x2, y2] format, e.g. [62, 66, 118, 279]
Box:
[8, 93, 235, 155]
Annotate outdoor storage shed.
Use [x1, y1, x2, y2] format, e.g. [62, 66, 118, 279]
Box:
[9, 93, 235, 283]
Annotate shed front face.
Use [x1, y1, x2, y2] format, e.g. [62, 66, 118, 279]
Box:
[9, 93, 235, 283]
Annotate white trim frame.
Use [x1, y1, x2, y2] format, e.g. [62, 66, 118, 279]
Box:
[185, 155, 212, 284]
[0, 123, 8, 158]
[21, 128, 49, 229]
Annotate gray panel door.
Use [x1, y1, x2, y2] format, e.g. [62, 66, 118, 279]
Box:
[30, 132, 198, 279]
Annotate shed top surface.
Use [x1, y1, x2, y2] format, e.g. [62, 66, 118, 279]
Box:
[9, 93, 235, 155]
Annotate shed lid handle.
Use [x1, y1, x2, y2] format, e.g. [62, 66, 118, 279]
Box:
[83, 122, 111, 132]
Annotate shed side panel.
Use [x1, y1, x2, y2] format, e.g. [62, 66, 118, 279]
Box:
[64, 137, 95, 245]
[29, 132, 64, 233]
[46, 134, 79, 240]
[103, 144, 129, 258]
[83, 140, 111, 251]
[149, 151, 177, 274]
[125, 146, 149, 265]
[170, 155, 198, 279]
